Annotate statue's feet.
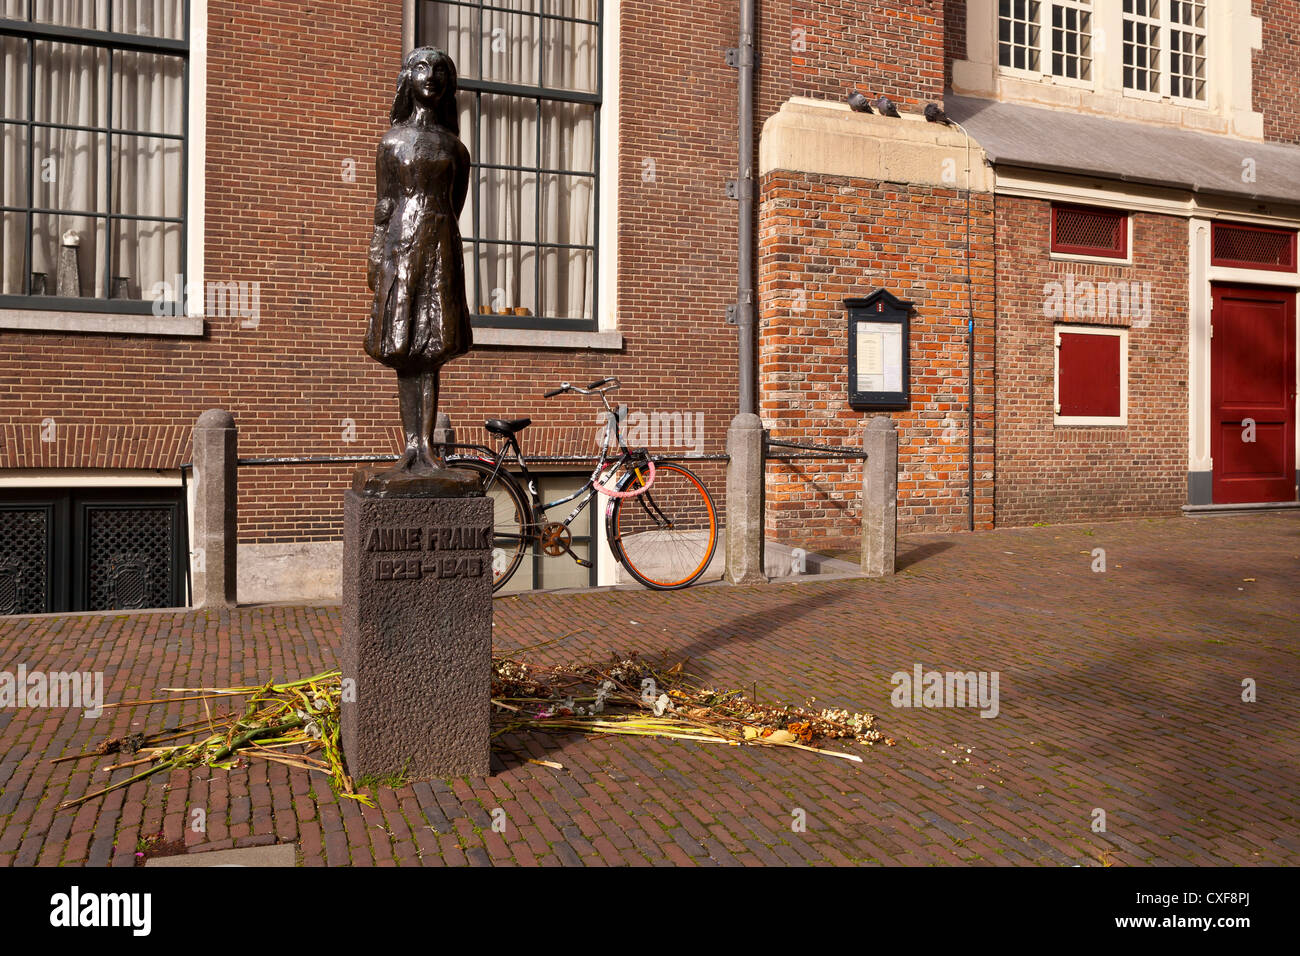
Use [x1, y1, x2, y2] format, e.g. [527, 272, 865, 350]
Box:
[354, 447, 483, 498]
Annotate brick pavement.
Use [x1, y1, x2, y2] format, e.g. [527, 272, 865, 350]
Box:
[1, 512, 1297, 866]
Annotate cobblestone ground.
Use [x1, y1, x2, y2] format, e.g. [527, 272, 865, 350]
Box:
[1, 513, 1297, 866]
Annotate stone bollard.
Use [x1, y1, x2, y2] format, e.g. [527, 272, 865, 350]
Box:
[192, 409, 238, 607]
[724, 412, 768, 585]
[861, 416, 898, 576]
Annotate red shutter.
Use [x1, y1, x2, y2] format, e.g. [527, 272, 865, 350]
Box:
[1051, 204, 1129, 259]
[1058, 331, 1122, 418]
[1210, 222, 1297, 272]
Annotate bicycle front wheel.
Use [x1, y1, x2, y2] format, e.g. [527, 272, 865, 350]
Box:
[610, 461, 718, 590]
[444, 457, 531, 591]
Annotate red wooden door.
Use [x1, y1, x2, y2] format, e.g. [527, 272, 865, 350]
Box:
[1211, 285, 1297, 504]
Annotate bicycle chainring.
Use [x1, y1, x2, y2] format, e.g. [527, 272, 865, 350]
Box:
[541, 522, 572, 556]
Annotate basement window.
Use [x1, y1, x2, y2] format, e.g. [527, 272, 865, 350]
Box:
[1054, 325, 1128, 426]
[1050, 203, 1129, 260]
[1210, 222, 1298, 273]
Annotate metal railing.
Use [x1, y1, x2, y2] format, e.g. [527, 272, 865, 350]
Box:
[764, 436, 867, 461]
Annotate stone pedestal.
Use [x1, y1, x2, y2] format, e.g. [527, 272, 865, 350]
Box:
[341, 486, 493, 779]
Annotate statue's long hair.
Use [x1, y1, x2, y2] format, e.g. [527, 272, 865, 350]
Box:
[390, 47, 459, 134]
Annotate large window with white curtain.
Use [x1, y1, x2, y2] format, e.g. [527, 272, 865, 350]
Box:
[0, 1, 187, 312]
[417, 0, 600, 331]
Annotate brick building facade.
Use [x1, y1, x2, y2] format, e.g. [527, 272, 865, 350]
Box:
[2, 1, 1298, 612]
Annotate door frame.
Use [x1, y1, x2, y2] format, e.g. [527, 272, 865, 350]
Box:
[1208, 283, 1298, 504]
[1189, 217, 1300, 506]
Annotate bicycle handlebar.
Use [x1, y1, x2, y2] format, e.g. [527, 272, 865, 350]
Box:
[543, 377, 620, 399]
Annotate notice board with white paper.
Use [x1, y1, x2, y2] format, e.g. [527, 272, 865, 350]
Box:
[845, 290, 912, 409]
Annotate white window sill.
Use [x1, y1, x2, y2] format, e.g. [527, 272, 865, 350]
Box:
[0, 309, 205, 337]
[1054, 416, 1128, 427]
[473, 327, 623, 350]
[1049, 252, 1133, 266]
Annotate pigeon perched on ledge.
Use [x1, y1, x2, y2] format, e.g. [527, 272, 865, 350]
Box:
[874, 95, 900, 117]
[924, 103, 951, 125]
[847, 90, 873, 113]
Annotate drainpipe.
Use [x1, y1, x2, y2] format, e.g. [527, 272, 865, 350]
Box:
[734, 0, 757, 415]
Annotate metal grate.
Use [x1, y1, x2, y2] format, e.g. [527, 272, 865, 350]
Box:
[1211, 223, 1298, 272]
[1052, 204, 1128, 258]
[86, 505, 174, 611]
[0, 508, 50, 615]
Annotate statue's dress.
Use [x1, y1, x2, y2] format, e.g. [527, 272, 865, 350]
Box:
[366, 123, 472, 371]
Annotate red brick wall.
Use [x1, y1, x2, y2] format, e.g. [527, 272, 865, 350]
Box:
[994, 196, 1189, 527]
[0, 0, 407, 545]
[1254, 0, 1300, 145]
[942, 0, 965, 91]
[791, 0, 944, 108]
[758, 168, 995, 547]
[0, 0, 953, 553]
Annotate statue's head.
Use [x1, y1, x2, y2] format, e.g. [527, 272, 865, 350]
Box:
[391, 46, 459, 133]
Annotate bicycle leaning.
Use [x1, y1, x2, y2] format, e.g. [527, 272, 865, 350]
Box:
[443, 377, 718, 591]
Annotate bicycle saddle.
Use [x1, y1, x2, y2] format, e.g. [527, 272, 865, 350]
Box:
[484, 417, 532, 436]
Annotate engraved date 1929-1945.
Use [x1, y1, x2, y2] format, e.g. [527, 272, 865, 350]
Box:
[374, 556, 485, 581]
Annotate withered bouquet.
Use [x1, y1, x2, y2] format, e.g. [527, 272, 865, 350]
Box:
[53, 671, 369, 812]
[492, 652, 894, 761]
[54, 652, 893, 812]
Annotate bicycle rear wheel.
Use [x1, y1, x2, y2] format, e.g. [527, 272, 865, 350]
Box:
[444, 457, 531, 591]
[610, 461, 718, 590]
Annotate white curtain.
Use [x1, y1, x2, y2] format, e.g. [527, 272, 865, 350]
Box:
[1, 0, 184, 300]
[429, 0, 596, 321]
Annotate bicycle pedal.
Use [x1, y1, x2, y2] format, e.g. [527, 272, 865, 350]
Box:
[572, 556, 593, 569]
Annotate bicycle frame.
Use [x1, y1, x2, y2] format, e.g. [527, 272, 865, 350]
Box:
[445, 381, 649, 541]
[444, 376, 711, 588]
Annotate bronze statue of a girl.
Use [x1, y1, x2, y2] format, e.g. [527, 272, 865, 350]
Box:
[360, 47, 480, 496]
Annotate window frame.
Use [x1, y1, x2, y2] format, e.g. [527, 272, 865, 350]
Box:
[0, 3, 190, 316]
[1210, 222, 1299, 273]
[1166, 0, 1207, 105]
[1050, 203, 1131, 262]
[1054, 324, 1129, 427]
[1120, 0, 1210, 106]
[494, 467, 599, 592]
[1121, 0, 1162, 99]
[997, 0, 1094, 89]
[416, 0, 602, 333]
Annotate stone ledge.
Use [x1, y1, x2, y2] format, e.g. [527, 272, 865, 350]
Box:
[759, 96, 994, 192]
[0, 309, 205, 337]
[474, 327, 623, 350]
[1182, 501, 1300, 515]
